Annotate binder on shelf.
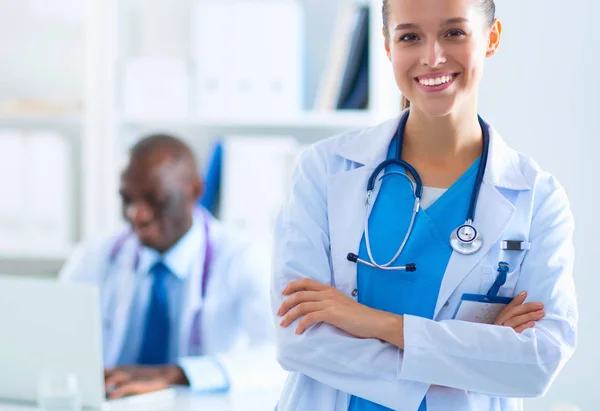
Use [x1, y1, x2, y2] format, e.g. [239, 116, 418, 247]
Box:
[339, 49, 369, 109]
[313, 3, 356, 111]
[122, 57, 189, 119]
[0, 130, 72, 255]
[23, 130, 73, 252]
[336, 6, 369, 110]
[192, 0, 304, 117]
[0, 130, 26, 246]
[218, 135, 300, 249]
[198, 139, 223, 215]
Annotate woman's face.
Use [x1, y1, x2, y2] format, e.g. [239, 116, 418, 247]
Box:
[384, 0, 501, 117]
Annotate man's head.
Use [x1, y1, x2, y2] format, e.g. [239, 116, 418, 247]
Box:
[119, 134, 203, 253]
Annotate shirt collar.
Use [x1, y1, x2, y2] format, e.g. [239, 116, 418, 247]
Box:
[334, 110, 530, 191]
[138, 214, 206, 280]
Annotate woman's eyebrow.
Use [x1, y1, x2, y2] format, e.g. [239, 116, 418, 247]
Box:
[394, 17, 470, 31]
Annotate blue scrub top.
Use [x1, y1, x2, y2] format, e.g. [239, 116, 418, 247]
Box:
[348, 138, 481, 411]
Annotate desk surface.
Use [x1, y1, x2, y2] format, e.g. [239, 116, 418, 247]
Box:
[0, 388, 282, 411]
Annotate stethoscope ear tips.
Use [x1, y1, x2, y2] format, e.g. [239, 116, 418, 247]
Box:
[406, 263, 417, 272]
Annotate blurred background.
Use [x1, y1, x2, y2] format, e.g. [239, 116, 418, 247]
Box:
[0, 0, 396, 276]
[0, 0, 596, 410]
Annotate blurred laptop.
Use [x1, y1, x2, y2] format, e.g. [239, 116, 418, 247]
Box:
[0, 275, 175, 409]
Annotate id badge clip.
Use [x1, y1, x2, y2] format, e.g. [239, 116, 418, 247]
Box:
[453, 262, 513, 324]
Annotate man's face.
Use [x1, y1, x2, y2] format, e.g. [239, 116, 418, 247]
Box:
[119, 157, 198, 252]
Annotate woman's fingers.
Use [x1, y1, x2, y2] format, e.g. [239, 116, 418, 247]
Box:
[507, 291, 528, 308]
[282, 279, 329, 295]
[278, 291, 322, 316]
[506, 302, 544, 318]
[495, 301, 543, 326]
[493, 292, 526, 325]
[280, 301, 329, 327]
[502, 310, 545, 329]
[296, 310, 328, 335]
[513, 321, 536, 334]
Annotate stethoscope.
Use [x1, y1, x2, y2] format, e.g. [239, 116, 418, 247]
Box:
[347, 111, 490, 272]
[104, 209, 213, 348]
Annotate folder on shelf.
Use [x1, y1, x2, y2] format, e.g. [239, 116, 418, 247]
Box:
[313, 3, 357, 111]
[122, 57, 189, 119]
[192, 0, 304, 117]
[24, 130, 72, 251]
[336, 6, 370, 110]
[219, 136, 300, 248]
[198, 139, 223, 215]
[0, 130, 72, 255]
[0, 130, 25, 247]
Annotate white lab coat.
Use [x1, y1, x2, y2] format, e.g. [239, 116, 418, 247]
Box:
[271, 113, 578, 411]
[60, 213, 284, 392]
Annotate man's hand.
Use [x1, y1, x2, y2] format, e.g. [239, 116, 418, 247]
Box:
[493, 291, 545, 333]
[104, 366, 188, 399]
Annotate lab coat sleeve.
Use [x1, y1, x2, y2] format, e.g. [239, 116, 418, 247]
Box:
[180, 242, 283, 393]
[399, 179, 577, 397]
[272, 146, 429, 411]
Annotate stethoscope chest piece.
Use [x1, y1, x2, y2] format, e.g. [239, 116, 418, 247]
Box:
[450, 221, 483, 255]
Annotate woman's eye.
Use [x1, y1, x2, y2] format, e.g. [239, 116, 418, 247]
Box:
[399, 33, 418, 42]
[446, 29, 466, 37]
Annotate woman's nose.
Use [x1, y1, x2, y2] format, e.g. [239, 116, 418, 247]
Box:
[421, 40, 447, 68]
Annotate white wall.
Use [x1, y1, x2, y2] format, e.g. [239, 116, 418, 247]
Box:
[479, 1, 598, 409]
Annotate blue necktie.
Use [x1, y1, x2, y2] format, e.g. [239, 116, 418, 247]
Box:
[138, 261, 171, 365]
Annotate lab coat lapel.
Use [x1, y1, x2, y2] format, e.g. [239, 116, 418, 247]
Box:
[433, 182, 515, 318]
[103, 263, 138, 366]
[328, 115, 402, 293]
[178, 255, 203, 356]
[328, 166, 375, 293]
[433, 125, 530, 318]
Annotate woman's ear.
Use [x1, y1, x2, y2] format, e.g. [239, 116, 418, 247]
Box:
[486, 18, 502, 58]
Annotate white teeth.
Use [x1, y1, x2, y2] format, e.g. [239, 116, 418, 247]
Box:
[419, 75, 453, 86]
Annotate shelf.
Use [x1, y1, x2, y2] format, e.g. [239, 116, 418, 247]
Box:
[0, 247, 72, 261]
[120, 111, 379, 131]
[0, 114, 81, 128]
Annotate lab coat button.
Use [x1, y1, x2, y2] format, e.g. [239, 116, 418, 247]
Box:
[351, 289, 358, 297]
[444, 301, 450, 307]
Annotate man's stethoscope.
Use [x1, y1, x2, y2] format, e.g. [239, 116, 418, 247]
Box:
[105, 209, 213, 348]
[347, 111, 490, 271]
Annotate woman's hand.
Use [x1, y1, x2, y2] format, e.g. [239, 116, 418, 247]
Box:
[278, 279, 400, 343]
[493, 291, 545, 333]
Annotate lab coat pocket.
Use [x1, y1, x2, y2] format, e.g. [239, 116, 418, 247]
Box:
[479, 259, 525, 297]
[479, 265, 497, 295]
[497, 266, 521, 297]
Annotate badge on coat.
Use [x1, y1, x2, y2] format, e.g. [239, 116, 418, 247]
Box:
[453, 261, 512, 324]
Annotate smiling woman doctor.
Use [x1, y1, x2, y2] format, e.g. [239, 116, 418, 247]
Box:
[271, 0, 578, 410]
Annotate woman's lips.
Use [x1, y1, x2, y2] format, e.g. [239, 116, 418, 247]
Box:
[414, 73, 459, 93]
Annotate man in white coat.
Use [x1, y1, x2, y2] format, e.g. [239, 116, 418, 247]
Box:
[60, 134, 279, 398]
